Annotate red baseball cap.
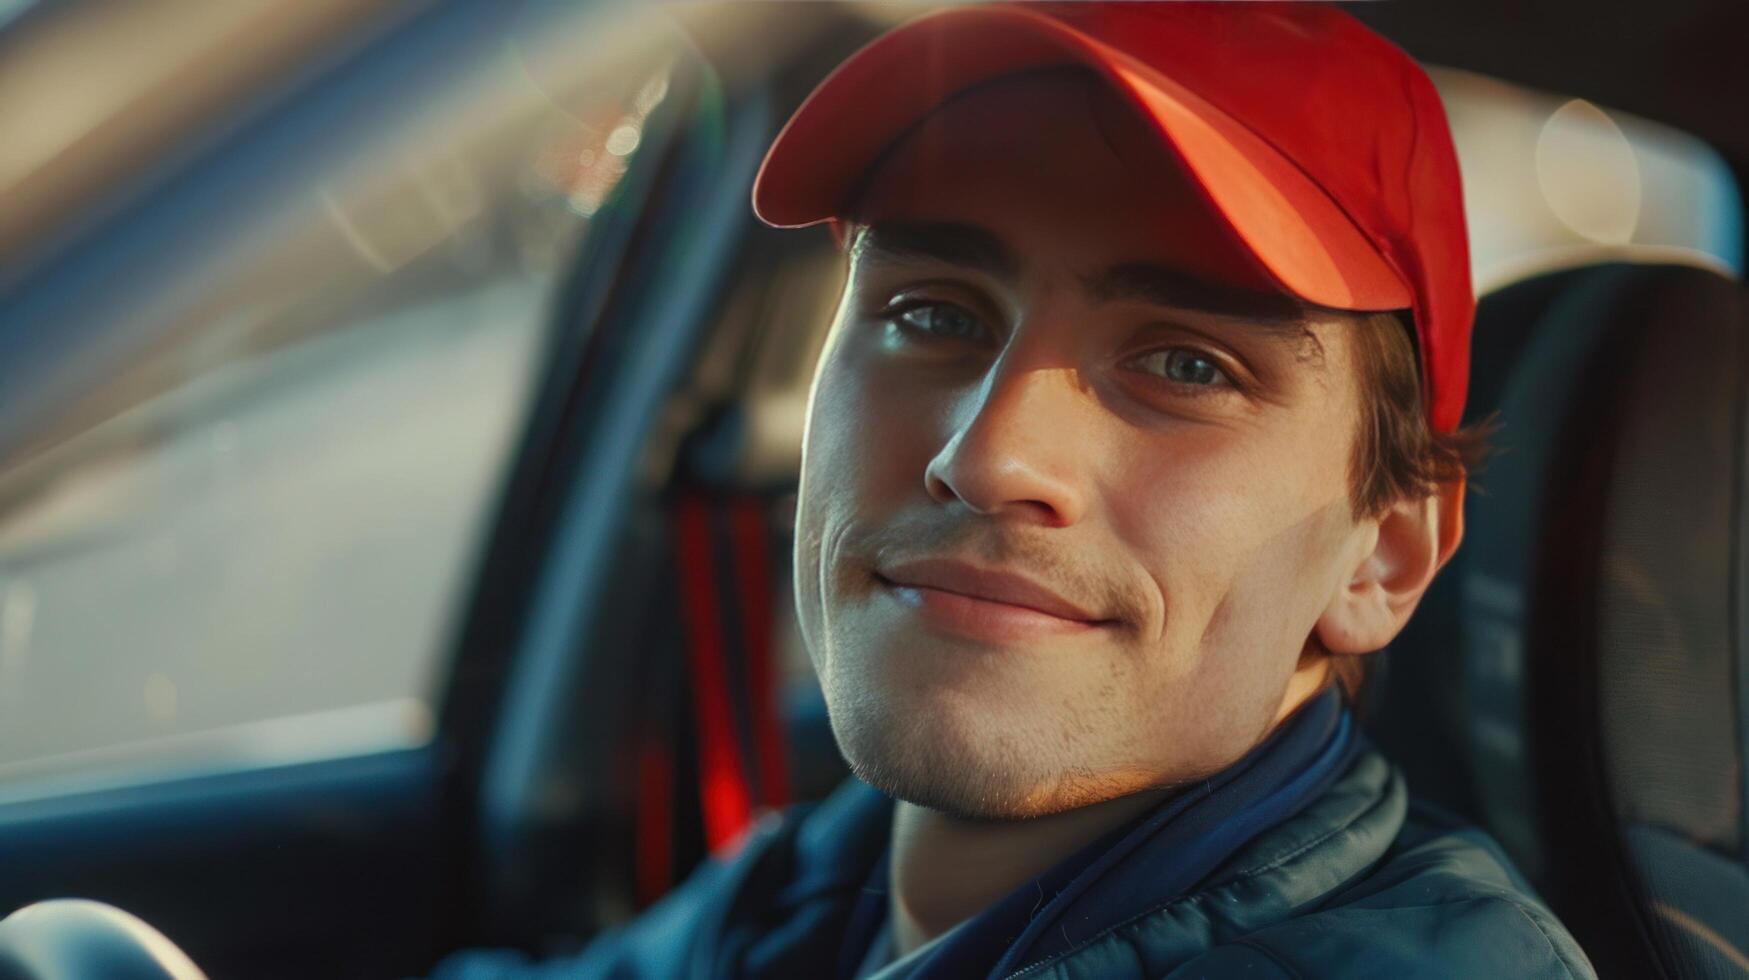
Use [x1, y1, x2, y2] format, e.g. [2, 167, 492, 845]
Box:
[751, 2, 1473, 433]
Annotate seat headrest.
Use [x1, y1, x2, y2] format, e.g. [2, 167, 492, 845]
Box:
[1372, 262, 1749, 977]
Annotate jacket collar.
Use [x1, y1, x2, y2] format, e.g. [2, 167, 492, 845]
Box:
[1181, 747, 1407, 935]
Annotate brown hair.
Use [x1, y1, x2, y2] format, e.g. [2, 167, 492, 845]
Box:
[1329, 311, 1491, 704]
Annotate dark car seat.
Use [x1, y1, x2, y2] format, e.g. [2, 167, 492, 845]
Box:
[1369, 262, 1749, 979]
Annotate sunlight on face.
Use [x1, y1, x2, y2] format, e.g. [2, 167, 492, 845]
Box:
[791, 71, 1374, 820]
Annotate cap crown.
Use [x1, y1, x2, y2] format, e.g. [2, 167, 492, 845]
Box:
[754, 2, 1473, 431]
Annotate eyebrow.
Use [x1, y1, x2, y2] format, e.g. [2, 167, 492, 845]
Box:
[849, 221, 1020, 280]
[1082, 262, 1309, 322]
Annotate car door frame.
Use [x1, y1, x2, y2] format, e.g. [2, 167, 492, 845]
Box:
[0, 0, 752, 976]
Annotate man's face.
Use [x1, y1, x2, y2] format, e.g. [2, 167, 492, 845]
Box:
[793, 71, 1378, 820]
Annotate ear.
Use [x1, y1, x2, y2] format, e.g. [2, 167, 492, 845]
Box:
[1315, 480, 1465, 656]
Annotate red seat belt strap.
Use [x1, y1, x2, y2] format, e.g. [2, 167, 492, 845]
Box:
[673, 494, 755, 853]
[729, 496, 790, 809]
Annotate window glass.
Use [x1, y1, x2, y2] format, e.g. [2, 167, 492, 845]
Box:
[0, 3, 681, 798]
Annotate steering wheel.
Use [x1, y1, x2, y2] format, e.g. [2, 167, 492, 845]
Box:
[0, 900, 208, 980]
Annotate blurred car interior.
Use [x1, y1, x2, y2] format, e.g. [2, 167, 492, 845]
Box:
[0, 0, 1746, 977]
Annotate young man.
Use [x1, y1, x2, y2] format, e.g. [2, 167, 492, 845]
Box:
[438, 4, 1594, 977]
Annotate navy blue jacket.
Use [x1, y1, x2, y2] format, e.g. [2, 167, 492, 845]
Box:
[432, 691, 1594, 978]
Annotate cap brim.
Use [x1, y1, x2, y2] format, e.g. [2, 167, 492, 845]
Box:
[753, 6, 1412, 313]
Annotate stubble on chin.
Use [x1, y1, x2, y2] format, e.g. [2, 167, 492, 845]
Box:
[824, 684, 1156, 822]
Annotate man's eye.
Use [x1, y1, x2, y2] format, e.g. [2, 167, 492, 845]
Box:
[893, 302, 991, 343]
[1132, 348, 1231, 387]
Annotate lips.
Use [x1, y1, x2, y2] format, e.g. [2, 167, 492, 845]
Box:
[874, 557, 1112, 625]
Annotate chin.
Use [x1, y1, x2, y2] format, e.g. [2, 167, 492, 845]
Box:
[825, 679, 1151, 821]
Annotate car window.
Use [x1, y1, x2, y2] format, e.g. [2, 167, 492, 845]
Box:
[0, 2, 682, 800]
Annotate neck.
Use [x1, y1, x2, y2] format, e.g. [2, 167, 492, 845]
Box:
[885, 787, 1168, 956]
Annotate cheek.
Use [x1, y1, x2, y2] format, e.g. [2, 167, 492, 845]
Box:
[1113, 421, 1355, 671]
[793, 336, 944, 658]
[803, 331, 950, 506]
[1099, 425, 1355, 766]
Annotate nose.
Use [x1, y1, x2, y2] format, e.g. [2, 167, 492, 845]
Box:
[923, 357, 1092, 527]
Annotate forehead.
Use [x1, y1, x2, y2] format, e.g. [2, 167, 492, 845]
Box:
[848, 69, 1276, 301]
